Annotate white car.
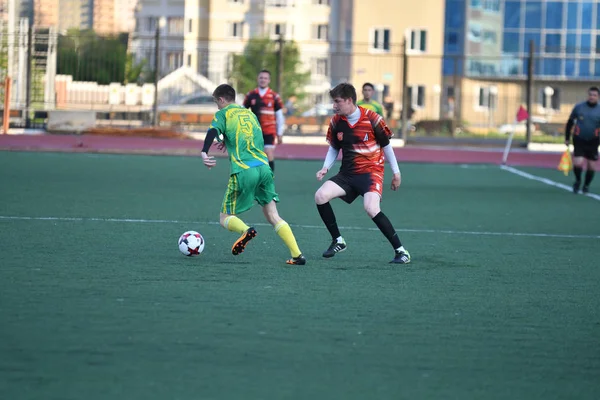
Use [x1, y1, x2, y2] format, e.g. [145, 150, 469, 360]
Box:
[498, 116, 548, 134]
[301, 104, 335, 117]
[157, 94, 217, 114]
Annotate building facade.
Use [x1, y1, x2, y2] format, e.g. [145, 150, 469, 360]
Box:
[128, 0, 185, 78]
[182, 0, 332, 103]
[443, 0, 600, 129]
[332, 0, 445, 120]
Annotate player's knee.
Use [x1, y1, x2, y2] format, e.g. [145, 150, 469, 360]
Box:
[314, 189, 330, 205]
[364, 204, 380, 218]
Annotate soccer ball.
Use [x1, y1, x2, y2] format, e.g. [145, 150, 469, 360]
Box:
[178, 231, 205, 256]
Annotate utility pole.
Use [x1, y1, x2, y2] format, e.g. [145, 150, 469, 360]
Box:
[152, 21, 161, 127]
[276, 35, 284, 95]
[25, 24, 33, 129]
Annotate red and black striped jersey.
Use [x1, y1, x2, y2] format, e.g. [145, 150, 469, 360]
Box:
[243, 88, 283, 136]
[326, 107, 393, 175]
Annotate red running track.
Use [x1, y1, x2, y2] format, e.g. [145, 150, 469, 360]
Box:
[0, 134, 561, 169]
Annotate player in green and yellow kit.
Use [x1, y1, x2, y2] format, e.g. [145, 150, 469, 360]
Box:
[356, 82, 384, 116]
[201, 84, 306, 265]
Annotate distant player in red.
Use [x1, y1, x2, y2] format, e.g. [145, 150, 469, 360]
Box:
[314, 83, 410, 264]
[243, 70, 285, 172]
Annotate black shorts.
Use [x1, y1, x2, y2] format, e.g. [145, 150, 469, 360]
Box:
[263, 134, 276, 146]
[329, 172, 383, 204]
[573, 137, 599, 161]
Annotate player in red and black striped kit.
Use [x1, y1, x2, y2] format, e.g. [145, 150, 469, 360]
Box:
[314, 83, 410, 264]
[243, 70, 285, 173]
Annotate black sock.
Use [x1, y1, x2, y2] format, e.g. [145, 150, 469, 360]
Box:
[269, 161, 275, 172]
[317, 202, 341, 240]
[584, 170, 595, 186]
[574, 166, 582, 182]
[372, 211, 402, 250]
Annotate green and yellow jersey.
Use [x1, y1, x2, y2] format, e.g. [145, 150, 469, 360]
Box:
[357, 99, 384, 116]
[209, 104, 269, 175]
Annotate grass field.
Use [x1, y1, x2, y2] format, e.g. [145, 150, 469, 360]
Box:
[1, 151, 599, 400]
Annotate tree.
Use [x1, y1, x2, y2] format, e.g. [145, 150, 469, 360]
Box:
[57, 29, 144, 85]
[229, 37, 310, 101]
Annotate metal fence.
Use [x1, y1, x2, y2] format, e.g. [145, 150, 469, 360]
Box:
[0, 27, 595, 138]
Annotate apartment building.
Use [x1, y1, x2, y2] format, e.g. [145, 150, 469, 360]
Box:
[129, 0, 185, 76]
[443, 0, 600, 129]
[183, 0, 332, 102]
[329, 0, 445, 120]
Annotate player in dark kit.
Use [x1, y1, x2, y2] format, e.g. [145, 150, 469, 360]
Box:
[314, 83, 411, 264]
[565, 86, 600, 194]
[243, 70, 285, 173]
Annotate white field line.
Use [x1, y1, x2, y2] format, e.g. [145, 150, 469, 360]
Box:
[501, 165, 600, 202]
[0, 215, 598, 240]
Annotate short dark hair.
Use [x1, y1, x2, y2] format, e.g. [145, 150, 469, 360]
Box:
[212, 84, 236, 102]
[589, 86, 599, 94]
[259, 70, 271, 76]
[362, 82, 374, 90]
[329, 83, 357, 104]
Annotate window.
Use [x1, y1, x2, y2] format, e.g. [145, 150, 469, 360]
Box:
[544, 34, 561, 54]
[524, 1, 542, 29]
[503, 1, 521, 29]
[229, 0, 243, 3]
[581, 34, 592, 53]
[542, 58, 562, 76]
[187, 19, 192, 33]
[468, 22, 481, 43]
[445, 0, 465, 29]
[371, 28, 390, 51]
[597, 35, 600, 54]
[266, 0, 294, 6]
[229, 22, 243, 38]
[313, 0, 330, 4]
[539, 87, 560, 110]
[567, 3, 578, 30]
[476, 86, 497, 109]
[580, 59, 591, 77]
[407, 85, 425, 108]
[445, 31, 459, 53]
[146, 17, 156, 32]
[503, 32, 520, 53]
[266, 23, 286, 37]
[483, 0, 499, 12]
[470, 0, 481, 9]
[409, 29, 427, 52]
[545, 2, 563, 29]
[187, 54, 192, 67]
[566, 34, 577, 54]
[312, 24, 328, 41]
[312, 58, 328, 75]
[167, 17, 184, 35]
[482, 30, 497, 45]
[582, 2, 593, 30]
[166, 52, 183, 70]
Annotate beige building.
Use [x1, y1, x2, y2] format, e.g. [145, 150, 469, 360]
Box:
[184, 0, 332, 101]
[331, 0, 445, 120]
[34, 0, 59, 27]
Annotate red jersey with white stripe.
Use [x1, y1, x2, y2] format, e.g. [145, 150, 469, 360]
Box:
[243, 88, 283, 137]
[326, 107, 393, 175]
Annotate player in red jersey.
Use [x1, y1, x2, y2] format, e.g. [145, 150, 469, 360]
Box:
[314, 83, 410, 264]
[243, 70, 285, 173]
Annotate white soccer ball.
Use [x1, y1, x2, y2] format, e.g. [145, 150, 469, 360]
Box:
[178, 231, 205, 256]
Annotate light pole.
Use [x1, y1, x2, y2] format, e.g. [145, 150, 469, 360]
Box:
[544, 86, 554, 121]
[153, 17, 167, 127]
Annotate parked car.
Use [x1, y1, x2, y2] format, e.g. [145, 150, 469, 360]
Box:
[157, 94, 217, 114]
[301, 104, 335, 117]
[498, 116, 548, 134]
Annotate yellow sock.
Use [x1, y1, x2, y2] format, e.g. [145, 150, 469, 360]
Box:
[274, 220, 301, 258]
[223, 216, 250, 234]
